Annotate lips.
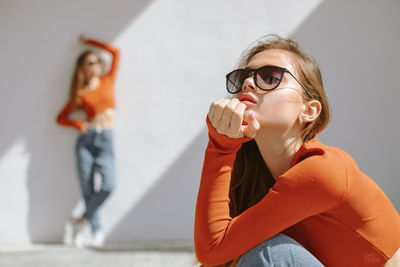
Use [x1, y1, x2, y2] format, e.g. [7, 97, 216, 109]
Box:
[238, 93, 257, 104]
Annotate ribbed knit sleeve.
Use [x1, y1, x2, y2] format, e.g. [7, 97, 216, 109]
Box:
[56, 100, 85, 130]
[194, 118, 347, 266]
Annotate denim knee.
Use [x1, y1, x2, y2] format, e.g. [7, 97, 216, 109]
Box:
[95, 168, 115, 192]
[238, 234, 323, 267]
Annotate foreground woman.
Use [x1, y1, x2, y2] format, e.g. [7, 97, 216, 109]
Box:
[195, 34, 400, 266]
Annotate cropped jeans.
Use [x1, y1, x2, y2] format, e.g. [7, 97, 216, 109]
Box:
[238, 234, 324, 267]
[75, 127, 115, 231]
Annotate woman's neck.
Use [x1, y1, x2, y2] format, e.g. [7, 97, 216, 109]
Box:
[254, 128, 303, 180]
[84, 76, 100, 90]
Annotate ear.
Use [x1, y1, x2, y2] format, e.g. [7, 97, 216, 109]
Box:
[300, 100, 322, 123]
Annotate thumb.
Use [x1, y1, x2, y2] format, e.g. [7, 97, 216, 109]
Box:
[242, 111, 260, 138]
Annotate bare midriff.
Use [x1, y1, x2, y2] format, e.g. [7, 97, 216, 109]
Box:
[90, 108, 115, 129]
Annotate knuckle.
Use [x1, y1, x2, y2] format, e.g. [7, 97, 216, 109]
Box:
[226, 105, 235, 113]
[212, 99, 221, 106]
[216, 102, 226, 110]
[210, 102, 218, 111]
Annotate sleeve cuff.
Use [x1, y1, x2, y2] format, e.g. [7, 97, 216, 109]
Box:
[206, 116, 252, 152]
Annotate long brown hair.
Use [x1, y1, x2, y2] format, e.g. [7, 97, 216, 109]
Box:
[69, 50, 102, 105]
[213, 34, 331, 267]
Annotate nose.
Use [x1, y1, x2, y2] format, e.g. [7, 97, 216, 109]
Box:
[242, 75, 256, 92]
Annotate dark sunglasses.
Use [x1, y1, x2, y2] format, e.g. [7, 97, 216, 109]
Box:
[87, 60, 101, 66]
[226, 65, 313, 98]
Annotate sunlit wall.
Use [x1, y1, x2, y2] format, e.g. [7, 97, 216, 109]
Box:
[0, 0, 398, 244]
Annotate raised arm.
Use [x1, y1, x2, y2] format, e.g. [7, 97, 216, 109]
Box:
[80, 35, 120, 77]
[56, 100, 85, 130]
[194, 118, 347, 265]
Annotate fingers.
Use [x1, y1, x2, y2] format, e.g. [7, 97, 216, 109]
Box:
[208, 98, 247, 138]
[79, 34, 87, 43]
[208, 99, 228, 125]
[219, 99, 240, 134]
[242, 111, 260, 138]
[79, 123, 88, 134]
[228, 103, 246, 137]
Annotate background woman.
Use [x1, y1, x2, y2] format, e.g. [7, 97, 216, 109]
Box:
[56, 35, 120, 247]
[194, 35, 400, 266]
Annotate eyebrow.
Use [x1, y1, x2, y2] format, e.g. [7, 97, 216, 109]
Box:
[244, 64, 260, 70]
[244, 64, 285, 70]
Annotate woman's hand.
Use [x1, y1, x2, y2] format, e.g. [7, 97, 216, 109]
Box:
[79, 123, 89, 134]
[79, 34, 87, 44]
[208, 98, 260, 138]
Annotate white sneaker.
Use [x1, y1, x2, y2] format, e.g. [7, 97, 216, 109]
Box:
[91, 229, 105, 248]
[71, 219, 88, 248]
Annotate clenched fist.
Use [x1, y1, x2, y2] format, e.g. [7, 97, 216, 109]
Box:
[208, 98, 260, 138]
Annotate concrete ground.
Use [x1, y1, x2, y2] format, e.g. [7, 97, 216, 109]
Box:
[0, 243, 200, 267]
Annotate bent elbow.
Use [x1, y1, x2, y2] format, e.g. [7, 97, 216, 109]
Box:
[110, 47, 120, 58]
[56, 116, 62, 125]
[195, 241, 226, 266]
[195, 247, 214, 266]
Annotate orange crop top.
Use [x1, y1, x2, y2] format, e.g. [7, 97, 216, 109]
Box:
[194, 118, 400, 266]
[56, 38, 120, 130]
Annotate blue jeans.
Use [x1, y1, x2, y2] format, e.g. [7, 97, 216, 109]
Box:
[75, 128, 115, 231]
[238, 234, 324, 267]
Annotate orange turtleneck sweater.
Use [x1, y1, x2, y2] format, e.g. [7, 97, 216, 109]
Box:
[195, 118, 400, 266]
[56, 38, 119, 130]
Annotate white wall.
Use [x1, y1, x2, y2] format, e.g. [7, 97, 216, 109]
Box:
[0, 0, 398, 244]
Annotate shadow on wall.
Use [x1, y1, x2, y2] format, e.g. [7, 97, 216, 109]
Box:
[105, 0, 399, 242]
[1, 0, 398, 244]
[0, 0, 152, 243]
[108, 129, 208, 241]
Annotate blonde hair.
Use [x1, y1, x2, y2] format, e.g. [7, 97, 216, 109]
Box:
[69, 50, 104, 105]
